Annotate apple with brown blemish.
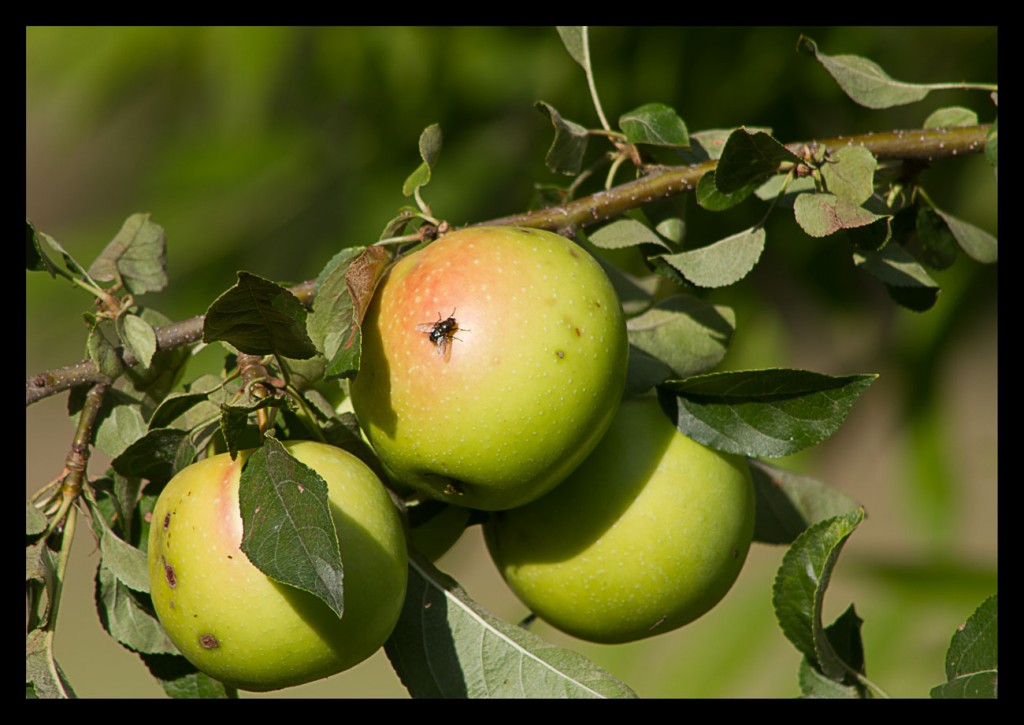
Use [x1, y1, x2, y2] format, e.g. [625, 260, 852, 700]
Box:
[350, 225, 629, 511]
[147, 441, 407, 691]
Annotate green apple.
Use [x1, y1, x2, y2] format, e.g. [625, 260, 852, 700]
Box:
[350, 225, 629, 511]
[484, 396, 755, 644]
[147, 440, 408, 691]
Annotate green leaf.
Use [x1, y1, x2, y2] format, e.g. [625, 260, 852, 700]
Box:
[219, 403, 263, 459]
[402, 123, 443, 197]
[679, 127, 773, 164]
[141, 653, 237, 699]
[535, 101, 590, 176]
[309, 245, 390, 379]
[95, 562, 178, 655]
[624, 346, 674, 397]
[203, 271, 317, 359]
[915, 207, 959, 270]
[772, 508, 866, 679]
[218, 395, 288, 458]
[755, 173, 817, 202]
[618, 102, 689, 148]
[923, 106, 979, 129]
[309, 247, 365, 374]
[658, 369, 877, 458]
[88, 393, 147, 460]
[26, 504, 47, 537]
[655, 217, 685, 244]
[627, 295, 735, 381]
[27, 541, 57, 630]
[658, 227, 765, 288]
[798, 656, 862, 698]
[853, 243, 940, 312]
[588, 251, 660, 317]
[111, 428, 196, 484]
[555, 26, 587, 67]
[238, 437, 345, 619]
[931, 207, 997, 264]
[26, 629, 77, 699]
[588, 218, 670, 251]
[380, 206, 420, 240]
[151, 375, 236, 434]
[794, 192, 885, 238]
[87, 213, 168, 295]
[820, 146, 877, 205]
[750, 460, 862, 545]
[26, 220, 59, 275]
[117, 312, 158, 369]
[26, 221, 87, 280]
[798, 35, 934, 109]
[148, 391, 213, 431]
[716, 129, 802, 194]
[797, 605, 868, 698]
[91, 505, 150, 593]
[87, 319, 125, 379]
[931, 594, 998, 698]
[696, 170, 758, 211]
[121, 307, 192, 410]
[385, 553, 637, 698]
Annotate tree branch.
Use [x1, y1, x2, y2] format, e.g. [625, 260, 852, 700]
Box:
[26, 125, 991, 407]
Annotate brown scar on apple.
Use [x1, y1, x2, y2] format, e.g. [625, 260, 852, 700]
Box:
[162, 557, 177, 588]
[198, 634, 220, 649]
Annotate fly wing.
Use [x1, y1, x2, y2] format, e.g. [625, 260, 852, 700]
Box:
[439, 336, 452, 362]
[415, 323, 436, 334]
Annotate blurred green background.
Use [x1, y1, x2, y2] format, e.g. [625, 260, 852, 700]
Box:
[27, 27, 996, 698]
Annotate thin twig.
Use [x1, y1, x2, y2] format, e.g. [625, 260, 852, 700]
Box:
[26, 124, 991, 407]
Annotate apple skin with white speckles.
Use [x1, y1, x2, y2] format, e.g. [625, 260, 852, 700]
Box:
[350, 226, 628, 511]
[146, 441, 407, 691]
[484, 396, 755, 644]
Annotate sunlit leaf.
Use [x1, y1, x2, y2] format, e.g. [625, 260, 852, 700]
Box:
[87, 213, 168, 295]
[931, 207, 997, 264]
[203, 272, 317, 359]
[799, 36, 935, 109]
[923, 106, 979, 129]
[618, 102, 689, 148]
[555, 26, 587, 67]
[794, 193, 885, 238]
[820, 146, 877, 205]
[589, 218, 670, 251]
[772, 508, 866, 679]
[658, 369, 877, 458]
[931, 594, 998, 698]
[385, 554, 637, 698]
[402, 123, 443, 197]
[626, 295, 734, 380]
[659, 227, 765, 288]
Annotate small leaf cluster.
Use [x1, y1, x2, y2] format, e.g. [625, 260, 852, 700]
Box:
[535, 31, 996, 313]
